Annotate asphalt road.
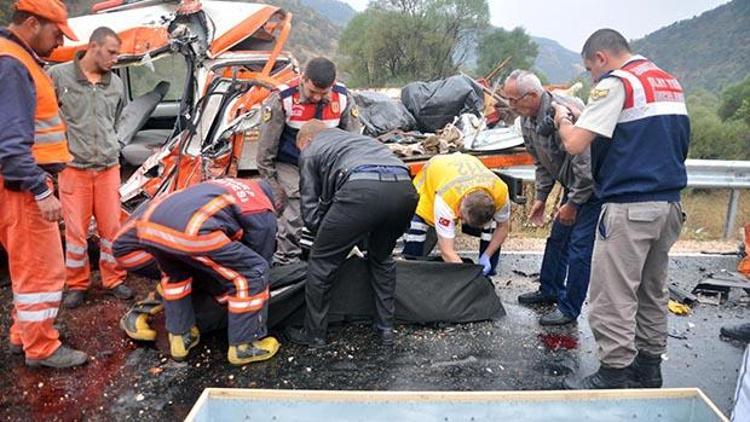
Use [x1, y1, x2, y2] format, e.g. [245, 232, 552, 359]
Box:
[0, 253, 747, 421]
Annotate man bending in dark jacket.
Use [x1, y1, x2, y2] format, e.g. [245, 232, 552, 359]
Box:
[286, 121, 418, 347]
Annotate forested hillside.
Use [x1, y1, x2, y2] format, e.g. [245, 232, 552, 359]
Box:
[632, 0, 749, 92]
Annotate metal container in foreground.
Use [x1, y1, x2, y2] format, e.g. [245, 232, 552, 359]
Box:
[185, 388, 728, 421]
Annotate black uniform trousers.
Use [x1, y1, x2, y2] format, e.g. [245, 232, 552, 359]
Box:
[304, 177, 418, 338]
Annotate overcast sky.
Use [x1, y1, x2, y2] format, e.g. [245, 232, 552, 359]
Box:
[341, 0, 730, 51]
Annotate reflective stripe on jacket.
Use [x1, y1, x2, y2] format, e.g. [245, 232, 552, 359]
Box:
[0, 37, 72, 165]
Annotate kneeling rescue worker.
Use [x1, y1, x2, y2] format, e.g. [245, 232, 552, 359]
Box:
[403, 153, 511, 276]
[113, 178, 281, 365]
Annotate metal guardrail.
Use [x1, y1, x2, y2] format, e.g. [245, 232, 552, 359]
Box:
[498, 159, 750, 240]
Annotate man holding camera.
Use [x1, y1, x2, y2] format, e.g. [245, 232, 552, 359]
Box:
[501, 70, 600, 326]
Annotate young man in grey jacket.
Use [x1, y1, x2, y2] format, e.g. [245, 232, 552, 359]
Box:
[50, 26, 133, 308]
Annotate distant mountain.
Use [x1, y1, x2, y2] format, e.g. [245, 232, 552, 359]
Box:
[531, 36, 583, 84]
[299, 0, 357, 27]
[60, 0, 341, 66]
[632, 0, 750, 92]
[256, 0, 341, 65]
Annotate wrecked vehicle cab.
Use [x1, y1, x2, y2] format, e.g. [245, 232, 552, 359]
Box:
[50, 0, 299, 211]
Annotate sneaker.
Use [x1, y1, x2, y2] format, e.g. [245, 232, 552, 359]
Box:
[25, 345, 88, 368]
[168, 326, 200, 361]
[227, 337, 281, 365]
[285, 327, 326, 349]
[564, 365, 639, 390]
[108, 284, 134, 300]
[63, 290, 86, 309]
[539, 309, 576, 326]
[517, 290, 557, 305]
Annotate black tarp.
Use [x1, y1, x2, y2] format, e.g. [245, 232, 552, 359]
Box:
[269, 257, 505, 328]
[138, 258, 504, 335]
[400, 75, 485, 133]
[353, 91, 417, 137]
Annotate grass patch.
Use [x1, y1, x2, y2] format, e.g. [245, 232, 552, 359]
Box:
[505, 184, 749, 241]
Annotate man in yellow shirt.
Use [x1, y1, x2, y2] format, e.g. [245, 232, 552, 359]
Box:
[403, 153, 510, 275]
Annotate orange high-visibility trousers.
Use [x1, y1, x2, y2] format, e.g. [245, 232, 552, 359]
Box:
[59, 166, 126, 290]
[0, 177, 64, 360]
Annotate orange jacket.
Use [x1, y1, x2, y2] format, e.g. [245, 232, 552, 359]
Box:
[0, 35, 72, 166]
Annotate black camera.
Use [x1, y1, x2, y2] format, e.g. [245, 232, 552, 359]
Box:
[536, 106, 557, 137]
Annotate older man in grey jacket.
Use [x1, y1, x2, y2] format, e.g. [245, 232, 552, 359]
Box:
[502, 70, 601, 326]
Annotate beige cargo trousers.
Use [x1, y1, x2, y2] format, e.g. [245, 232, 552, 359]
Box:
[588, 201, 685, 368]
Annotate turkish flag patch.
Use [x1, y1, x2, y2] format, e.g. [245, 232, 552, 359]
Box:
[438, 217, 451, 227]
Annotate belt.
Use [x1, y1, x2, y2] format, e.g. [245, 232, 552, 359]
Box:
[348, 172, 411, 182]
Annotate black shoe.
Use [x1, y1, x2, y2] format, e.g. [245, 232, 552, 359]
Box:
[63, 290, 86, 309]
[9, 342, 23, 355]
[108, 284, 134, 300]
[564, 365, 638, 390]
[631, 351, 663, 388]
[373, 325, 395, 346]
[518, 290, 556, 305]
[539, 309, 576, 326]
[720, 323, 750, 342]
[285, 327, 326, 349]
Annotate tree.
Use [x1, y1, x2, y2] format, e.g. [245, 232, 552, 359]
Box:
[476, 27, 538, 78]
[687, 89, 750, 160]
[718, 75, 750, 122]
[1, 0, 14, 24]
[338, 0, 489, 87]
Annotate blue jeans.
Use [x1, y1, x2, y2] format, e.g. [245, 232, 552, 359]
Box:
[538, 197, 601, 318]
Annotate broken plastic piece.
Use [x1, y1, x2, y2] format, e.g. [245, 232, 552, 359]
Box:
[668, 300, 690, 316]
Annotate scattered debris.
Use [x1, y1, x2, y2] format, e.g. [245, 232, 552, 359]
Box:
[669, 284, 698, 306]
[511, 270, 540, 278]
[668, 300, 691, 316]
[668, 327, 688, 340]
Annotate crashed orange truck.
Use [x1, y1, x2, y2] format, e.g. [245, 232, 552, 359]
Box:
[50, 0, 299, 212]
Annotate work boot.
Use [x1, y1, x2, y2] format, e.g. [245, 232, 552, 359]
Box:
[168, 326, 200, 361]
[63, 290, 86, 309]
[9, 342, 23, 355]
[227, 337, 281, 365]
[631, 351, 663, 388]
[373, 325, 395, 346]
[517, 290, 556, 306]
[285, 327, 326, 349]
[25, 345, 88, 368]
[720, 322, 750, 342]
[120, 312, 157, 341]
[564, 365, 638, 390]
[539, 309, 576, 326]
[108, 284, 134, 300]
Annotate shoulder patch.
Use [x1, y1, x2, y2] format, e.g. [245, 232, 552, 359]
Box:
[438, 217, 451, 227]
[589, 88, 609, 101]
[332, 83, 348, 95]
[262, 106, 272, 123]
